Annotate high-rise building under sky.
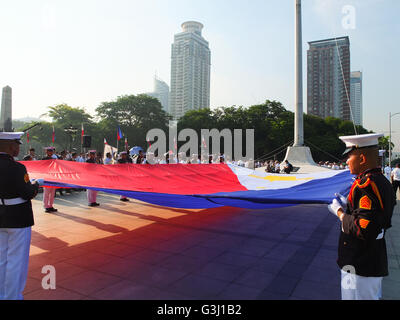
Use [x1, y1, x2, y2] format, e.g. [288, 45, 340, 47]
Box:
[307, 37, 351, 122]
[146, 76, 170, 113]
[350, 71, 363, 127]
[169, 21, 211, 119]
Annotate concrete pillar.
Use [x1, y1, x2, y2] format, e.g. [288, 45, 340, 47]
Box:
[1, 86, 12, 132]
[283, 0, 316, 166]
[294, 0, 304, 147]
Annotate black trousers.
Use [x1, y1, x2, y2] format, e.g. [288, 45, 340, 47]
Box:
[393, 180, 400, 195]
[392, 180, 400, 194]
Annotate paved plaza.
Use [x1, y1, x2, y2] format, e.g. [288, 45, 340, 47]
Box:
[23, 190, 400, 300]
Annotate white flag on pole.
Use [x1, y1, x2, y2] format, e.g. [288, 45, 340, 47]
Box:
[104, 143, 118, 163]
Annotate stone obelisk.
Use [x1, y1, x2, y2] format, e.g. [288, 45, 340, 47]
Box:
[1, 86, 12, 132]
[284, 0, 316, 165]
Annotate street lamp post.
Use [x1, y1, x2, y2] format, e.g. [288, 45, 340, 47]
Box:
[389, 112, 400, 168]
[64, 125, 78, 152]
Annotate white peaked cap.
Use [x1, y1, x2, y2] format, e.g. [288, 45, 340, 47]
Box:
[339, 133, 383, 156]
[0, 132, 24, 143]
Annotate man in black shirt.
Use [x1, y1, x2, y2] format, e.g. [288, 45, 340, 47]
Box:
[0, 132, 41, 299]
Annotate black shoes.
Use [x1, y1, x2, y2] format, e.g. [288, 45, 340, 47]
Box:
[120, 198, 130, 202]
[45, 207, 58, 213]
[89, 202, 100, 207]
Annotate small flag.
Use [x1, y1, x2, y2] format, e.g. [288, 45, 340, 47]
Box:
[52, 126, 55, 143]
[81, 123, 84, 144]
[147, 137, 151, 148]
[202, 135, 207, 148]
[104, 138, 108, 145]
[117, 126, 123, 141]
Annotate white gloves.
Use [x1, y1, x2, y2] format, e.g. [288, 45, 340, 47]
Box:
[328, 198, 343, 216]
[335, 193, 347, 207]
[31, 179, 44, 186]
[328, 193, 348, 221]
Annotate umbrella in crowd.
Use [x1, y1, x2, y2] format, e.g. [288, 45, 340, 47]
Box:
[129, 146, 143, 156]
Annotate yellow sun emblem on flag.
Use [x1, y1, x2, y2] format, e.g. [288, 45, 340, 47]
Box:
[248, 175, 313, 182]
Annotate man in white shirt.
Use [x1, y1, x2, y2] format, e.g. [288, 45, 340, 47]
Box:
[104, 152, 113, 165]
[384, 165, 392, 181]
[274, 161, 280, 173]
[332, 163, 340, 170]
[391, 163, 400, 198]
[77, 153, 86, 162]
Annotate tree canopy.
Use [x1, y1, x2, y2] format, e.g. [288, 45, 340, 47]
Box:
[15, 97, 387, 163]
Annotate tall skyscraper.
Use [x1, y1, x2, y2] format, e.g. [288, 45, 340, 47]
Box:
[146, 76, 170, 113]
[350, 71, 363, 126]
[1, 86, 12, 132]
[307, 37, 351, 121]
[169, 21, 211, 119]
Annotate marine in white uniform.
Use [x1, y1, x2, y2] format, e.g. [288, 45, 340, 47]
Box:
[117, 151, 132, 202]
[41, 147, 58, 213]
[86, 150, 100, 207]
[328, 133, 396, 300]
[0, 132, 41, 300]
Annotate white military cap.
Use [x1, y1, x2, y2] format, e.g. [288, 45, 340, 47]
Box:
[89, 150, 97, 154]
[339, 133, 383, 156]
[44, 146, 55, 151]
[0, 132, 24, 144]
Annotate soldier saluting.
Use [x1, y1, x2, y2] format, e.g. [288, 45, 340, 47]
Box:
[0, 132, 42, 300]
[328, 133, 396, 300]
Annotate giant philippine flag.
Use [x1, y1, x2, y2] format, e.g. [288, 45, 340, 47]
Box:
[22, 160, 354, 209]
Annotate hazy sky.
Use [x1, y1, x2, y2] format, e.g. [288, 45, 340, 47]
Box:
[1, 0, 399, 151]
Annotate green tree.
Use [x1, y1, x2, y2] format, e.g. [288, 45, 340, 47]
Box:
[378, 136, 395, 157]
[42, 104, 95, 152]
[96, 94, 171, 150]
[177, 101, 373, 163]
[45, 104, 93, 125]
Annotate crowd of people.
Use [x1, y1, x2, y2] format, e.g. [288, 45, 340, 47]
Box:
[317, 161, 348, 170]
[384, 163, 400, 195]
[262, 160, 294, 174]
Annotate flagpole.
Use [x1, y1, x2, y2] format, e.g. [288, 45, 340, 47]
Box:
[52, 125, 55, 147]
[81, 123, 83, 154]
[116, 138, 119, 156]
